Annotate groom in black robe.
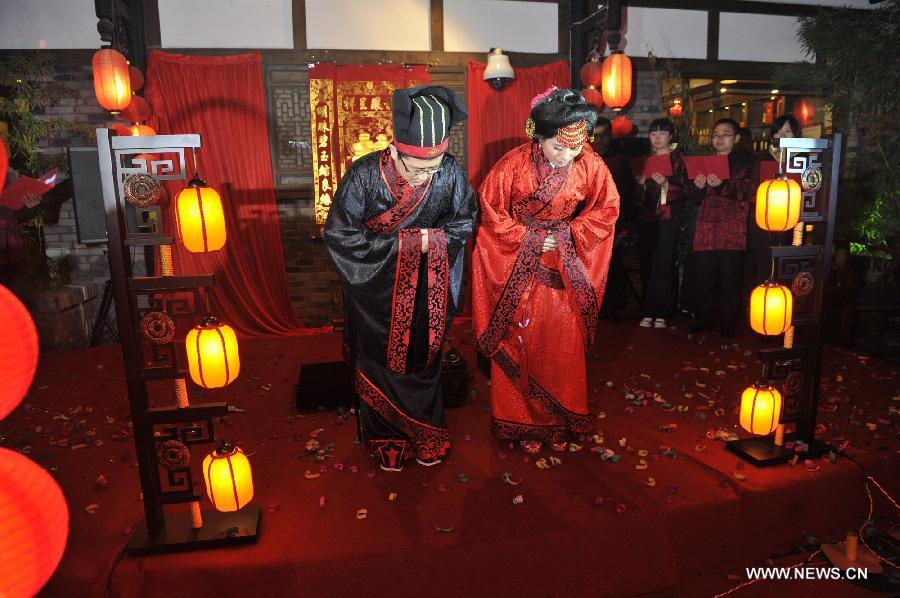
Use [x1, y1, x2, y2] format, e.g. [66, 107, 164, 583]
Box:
[323, 86, 477, 471]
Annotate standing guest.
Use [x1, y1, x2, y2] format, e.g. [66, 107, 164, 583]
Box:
[591, 116, 633, 321]
[324, 86, 477, 472]
[690, 118, 758, 338]
[1, 167, 41, 302]
[472, 87, 619, 453]
[634, 118, 690, 329]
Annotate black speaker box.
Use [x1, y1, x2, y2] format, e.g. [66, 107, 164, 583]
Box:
[67, 146, 139, 244]
[295, 361, 354, 411]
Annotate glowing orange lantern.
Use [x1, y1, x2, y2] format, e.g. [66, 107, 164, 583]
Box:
[756, 176, 802, 232]
[92, 49, 131, 112]
[121, 95, 152, 124]
[669, 99, 683, 118]
[127, 124, 156, 137]
[0, 447, 69, 597]
[186, 316, 240, 388]
[601, 52, 632, 110]
[739, 383, 783, 435]
[611, 115, 633, 138]
[749, 281, 793, 336]
[128, 66, 144, 92]
[580, 59, 603, 88]
[580, 87, 603, 110]
[175, 177, 227, 253]
[203, 443, 254, 512]
[0, 284, 39, 420]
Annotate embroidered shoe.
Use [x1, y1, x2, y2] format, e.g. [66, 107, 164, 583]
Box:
[371, 439, 408, 472]
[639, 317, 653, 328]
[653, 318, 667, 329]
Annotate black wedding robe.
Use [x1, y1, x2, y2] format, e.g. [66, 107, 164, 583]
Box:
[323, 150, 477, 463]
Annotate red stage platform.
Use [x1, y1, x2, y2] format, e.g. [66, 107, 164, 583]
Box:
[3, 320, 896, 597]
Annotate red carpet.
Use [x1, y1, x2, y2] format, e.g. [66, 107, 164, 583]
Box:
[2, 319, 896, 597]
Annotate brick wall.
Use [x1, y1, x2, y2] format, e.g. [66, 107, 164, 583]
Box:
[276, 189, 341, 326]
[38, 63, 133, 283]
[598, 68, 663, 137]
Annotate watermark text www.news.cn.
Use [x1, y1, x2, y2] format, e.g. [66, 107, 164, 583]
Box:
[746, 567, 868, 581]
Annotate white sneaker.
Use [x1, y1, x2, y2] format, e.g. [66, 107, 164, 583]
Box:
[639, 317, 653, 328]
[653, 318, 667, 329]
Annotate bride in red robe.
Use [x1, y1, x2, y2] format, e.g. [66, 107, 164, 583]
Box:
[472, 87, 620, 453]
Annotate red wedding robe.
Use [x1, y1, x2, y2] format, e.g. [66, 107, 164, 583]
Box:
[472, 143, 620, 443]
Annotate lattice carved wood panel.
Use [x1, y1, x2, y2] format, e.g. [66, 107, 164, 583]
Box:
[266, 65, 313, 188]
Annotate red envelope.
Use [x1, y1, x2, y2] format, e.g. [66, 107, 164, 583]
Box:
[684, 155, 730, 180]
[630, 154, 674, 180]
[0, 168, 58, 210]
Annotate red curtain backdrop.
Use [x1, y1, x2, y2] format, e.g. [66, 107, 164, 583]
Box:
[466, 60, 570, 190]
[145, 51, 303, 336]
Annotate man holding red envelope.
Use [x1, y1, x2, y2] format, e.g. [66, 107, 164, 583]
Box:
[687, 118, 758, 337]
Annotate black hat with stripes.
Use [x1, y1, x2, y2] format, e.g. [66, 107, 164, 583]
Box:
[392, 85, 467, 158]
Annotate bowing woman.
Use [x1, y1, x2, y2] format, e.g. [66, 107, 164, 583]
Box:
[472, 87, 620, 454]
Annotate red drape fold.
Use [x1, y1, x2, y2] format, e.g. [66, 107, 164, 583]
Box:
[145, 51, 303, 336]
[466, 60, 570, 190]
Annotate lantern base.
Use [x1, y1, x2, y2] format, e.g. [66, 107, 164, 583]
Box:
[126, 506, 261, 556]
[726, 435, 832, 467]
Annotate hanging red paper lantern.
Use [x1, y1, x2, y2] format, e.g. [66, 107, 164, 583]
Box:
[580, 87, 603, 110]
[601, 52, 632, 111]
[580, 59, 603, 88]
[611, 115, 633, 138]
[0, 447, 69, 597]
[669, 99, 683, 118]
[203, 443, 254, 512]
[186, 316, 240, 388]
[121, 95, 152, 123]
[128, 66, 144, 91]
[0, 284, 39, 420]
[793, 97, 813, 127]
[0, 138, 8, 190]
[92, 49, 131, 112]
[175, 177, 227, 253]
